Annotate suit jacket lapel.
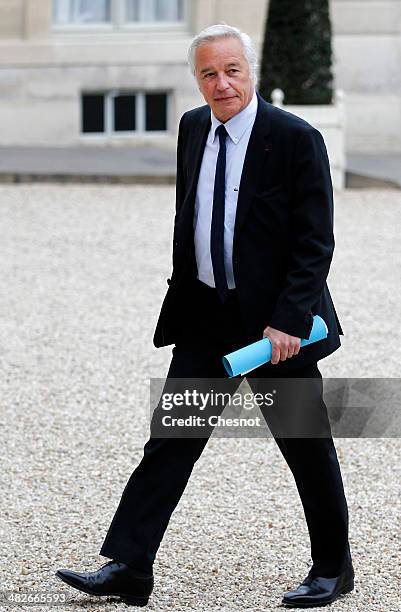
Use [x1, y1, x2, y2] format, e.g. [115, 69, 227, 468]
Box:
[233, 93, 272, 248]
[177, 107, 210, 241]
[185, 108, 211, 203]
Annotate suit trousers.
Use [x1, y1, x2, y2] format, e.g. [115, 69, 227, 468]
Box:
[99, 278, 352, 577]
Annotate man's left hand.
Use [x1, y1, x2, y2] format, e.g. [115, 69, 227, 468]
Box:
[262, 326, 301, 364]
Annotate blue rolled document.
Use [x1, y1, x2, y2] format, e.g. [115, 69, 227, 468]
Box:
[222, 315, 328, 377]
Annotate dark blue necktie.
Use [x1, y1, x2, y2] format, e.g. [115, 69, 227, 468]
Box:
[211, 124, 229, 303]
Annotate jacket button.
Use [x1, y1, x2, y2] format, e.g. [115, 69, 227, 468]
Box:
[167, 278, 171, 285]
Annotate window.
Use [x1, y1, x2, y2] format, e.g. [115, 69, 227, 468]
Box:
[82, 94, 105, 132]
[53, 0, 186, 26]
[81, 91, 168, 135]
[145, 94, 168, 131]
[53, 0, 110, 24]
[114, 94, 136, 131]
[125, 0, 184, 22]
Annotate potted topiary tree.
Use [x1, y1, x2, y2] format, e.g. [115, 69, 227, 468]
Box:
[259, 0, 345, 189]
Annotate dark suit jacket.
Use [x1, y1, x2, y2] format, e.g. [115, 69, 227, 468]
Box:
[153, 92, 343, 371]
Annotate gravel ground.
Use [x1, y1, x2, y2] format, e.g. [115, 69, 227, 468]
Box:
[0, 185, 400, 612]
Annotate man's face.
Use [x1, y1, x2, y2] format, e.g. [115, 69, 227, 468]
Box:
[195, 37, 254, 123]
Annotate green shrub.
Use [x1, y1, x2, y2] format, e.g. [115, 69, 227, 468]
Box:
[259, 0, 334, 104]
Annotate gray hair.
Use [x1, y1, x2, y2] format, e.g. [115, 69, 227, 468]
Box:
[187, 24, 258, 85]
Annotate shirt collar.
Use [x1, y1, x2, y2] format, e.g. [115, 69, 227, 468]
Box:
[210, 89, 257, 145]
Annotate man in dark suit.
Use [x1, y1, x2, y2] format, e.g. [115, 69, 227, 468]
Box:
[56, 24, 354, 608]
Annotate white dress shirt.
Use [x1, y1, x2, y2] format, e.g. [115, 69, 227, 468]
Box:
[193, 89, 258, 289]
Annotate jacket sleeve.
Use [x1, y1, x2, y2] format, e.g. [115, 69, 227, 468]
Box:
[171, 113, 187, 269]
[268, 127, 335, 339]
[174, 113, 187, 217]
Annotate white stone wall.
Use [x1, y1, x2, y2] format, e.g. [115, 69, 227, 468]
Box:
[0, 0, 400, 152]
[331, 0, 401, 152]
[0, 63, 203, 146]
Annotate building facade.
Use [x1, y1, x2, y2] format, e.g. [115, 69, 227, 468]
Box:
[0, 0, 400, 152]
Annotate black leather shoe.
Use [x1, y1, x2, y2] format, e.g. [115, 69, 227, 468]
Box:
[282, 566, 354, 608]
[55, 560, 153, 607]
